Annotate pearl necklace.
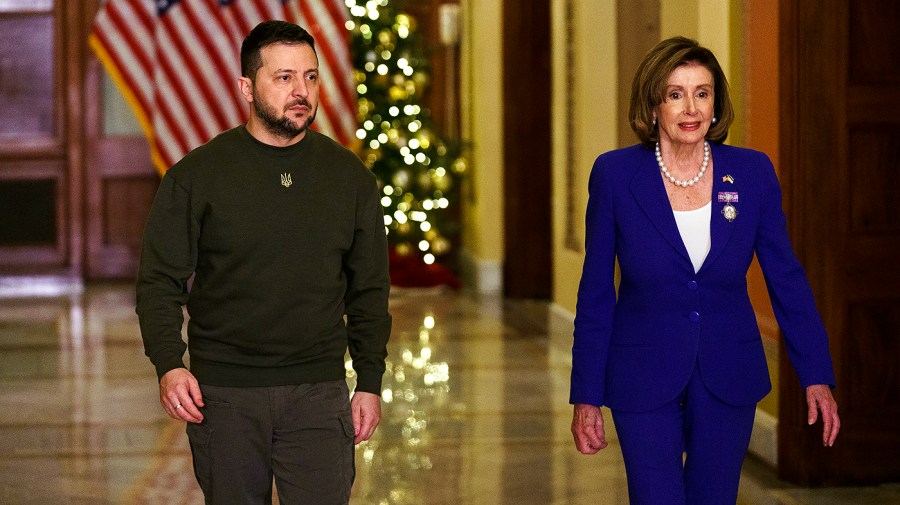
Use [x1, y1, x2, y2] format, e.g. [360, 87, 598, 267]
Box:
[656, 141, 710, 187]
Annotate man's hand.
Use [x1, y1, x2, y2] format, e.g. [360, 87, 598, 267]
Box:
[806, 384, 840, 447]
[350, 391, 382, 444]
[159, 368, 204, 423]
[572, 403, 608, 454]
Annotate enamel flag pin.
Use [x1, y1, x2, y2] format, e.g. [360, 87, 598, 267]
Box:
[718, 191, 739, 222]
[722, 174, 735, 184]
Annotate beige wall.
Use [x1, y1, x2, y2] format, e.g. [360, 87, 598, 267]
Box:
[551, 0, 619, 313]
[459, 0, 505, 294]
[659, 0, 746, 145]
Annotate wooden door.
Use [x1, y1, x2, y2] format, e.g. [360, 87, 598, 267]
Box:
[0, 0, 80, 276]
[83, 59, 158, 280]
[501, 0, 552, 299]
[83, 1, 158, 280]
[778, 0, 900, 485]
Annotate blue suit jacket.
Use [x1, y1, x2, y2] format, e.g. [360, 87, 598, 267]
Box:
[570, 143, 836, 412]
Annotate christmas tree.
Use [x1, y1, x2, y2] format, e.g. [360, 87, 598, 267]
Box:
[344, 0, 465, 285]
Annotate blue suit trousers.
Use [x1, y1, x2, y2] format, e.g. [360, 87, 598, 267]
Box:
[611, 365, 756, 505]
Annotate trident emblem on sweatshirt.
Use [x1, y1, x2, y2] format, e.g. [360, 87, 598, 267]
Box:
[280, 173, 293, 188]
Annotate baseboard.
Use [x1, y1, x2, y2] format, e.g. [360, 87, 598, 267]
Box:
[0, 275, 84, 298]
[749, 407, 778, 467]
[548, 302, 575, 357]
[458, 249, 503, 296]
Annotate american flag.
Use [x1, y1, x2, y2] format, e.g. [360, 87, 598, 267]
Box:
[89, 0, 357, 174]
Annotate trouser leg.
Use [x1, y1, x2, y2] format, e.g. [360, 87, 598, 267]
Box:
[270, 380, 355, 505]
[611, 363, 757, 505]
[186, 385, 274, 505]
[683, 370, 756, 505]
[612, 394, 688, 505]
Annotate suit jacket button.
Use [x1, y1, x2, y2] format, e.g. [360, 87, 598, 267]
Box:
[687, 280, 698, 291]
[689, 311, 700, 322]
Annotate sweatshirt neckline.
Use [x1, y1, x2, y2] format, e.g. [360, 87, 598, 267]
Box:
[237, 124, 312, 157]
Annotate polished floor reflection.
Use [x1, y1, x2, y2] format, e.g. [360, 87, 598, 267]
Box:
[1, 283, 898, 504]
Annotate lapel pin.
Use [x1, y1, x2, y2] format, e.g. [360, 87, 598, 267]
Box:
[718, 192, 739, 222]
[722, 174, 735, 184]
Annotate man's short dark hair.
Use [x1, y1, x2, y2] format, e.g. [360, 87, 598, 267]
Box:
[241, 20, 317, 81]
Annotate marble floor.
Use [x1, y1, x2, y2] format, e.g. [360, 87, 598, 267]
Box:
[1, 283, 899, 504]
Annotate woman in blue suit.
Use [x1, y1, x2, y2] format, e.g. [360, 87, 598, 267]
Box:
[570, 37, 840, 504]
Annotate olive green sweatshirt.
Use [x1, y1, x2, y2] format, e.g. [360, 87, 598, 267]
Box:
[135, 126, 391, 395]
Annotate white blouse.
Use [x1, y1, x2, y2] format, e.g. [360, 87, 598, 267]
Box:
[673, 201, 712, 273]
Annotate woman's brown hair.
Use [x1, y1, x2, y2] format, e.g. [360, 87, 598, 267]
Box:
[628, 36, 734, 146]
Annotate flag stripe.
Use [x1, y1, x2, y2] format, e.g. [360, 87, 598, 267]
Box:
[279, 3, 342, 142]
[104, 2, 155, 91]
[316, 0, 356, 100]
[153, 31, 214, 146]
[103, 1, 190, 159]
[297, 1, 355, 120]
[234, 1, 265, 31]
[292, 2, 354, 145]
[296, 0, 354, 112]
[152, 73, 194, 155]
[91, 28, 153, 118]
[88, 32, 154, 137]
[204, 0, 244, 47]
[222, 3, 253, 41]
[315, 3, 357, 143]
[258, 0, 282, 20]
[179, 1, 245, 122]
[90, 0, 356, 173]
[158, 18, 229, 138]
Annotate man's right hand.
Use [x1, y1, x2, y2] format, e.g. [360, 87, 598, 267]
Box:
[159, 368, 204, 423]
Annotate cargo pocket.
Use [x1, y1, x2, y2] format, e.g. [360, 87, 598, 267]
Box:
[185, 421, 213, 495]
[338, 413, 356, 498]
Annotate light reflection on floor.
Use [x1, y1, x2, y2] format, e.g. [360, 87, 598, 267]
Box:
[1, 283, 898, 504]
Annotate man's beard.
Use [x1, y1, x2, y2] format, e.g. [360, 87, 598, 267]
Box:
[252, 90, 316, 140]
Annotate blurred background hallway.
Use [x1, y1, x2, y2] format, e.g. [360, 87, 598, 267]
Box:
[2, 284, 898, 504]
[1, 0, 899, 501]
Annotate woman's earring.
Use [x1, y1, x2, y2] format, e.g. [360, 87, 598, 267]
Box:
[652, 118, 657, 126]
[712, 117, 718, 124]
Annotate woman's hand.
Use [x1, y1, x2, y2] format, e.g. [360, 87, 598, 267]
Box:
[572, 403, 609, 454]
[806, 384, 840, 447]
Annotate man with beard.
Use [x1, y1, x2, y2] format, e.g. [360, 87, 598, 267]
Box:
[135, 20, 391, 505]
